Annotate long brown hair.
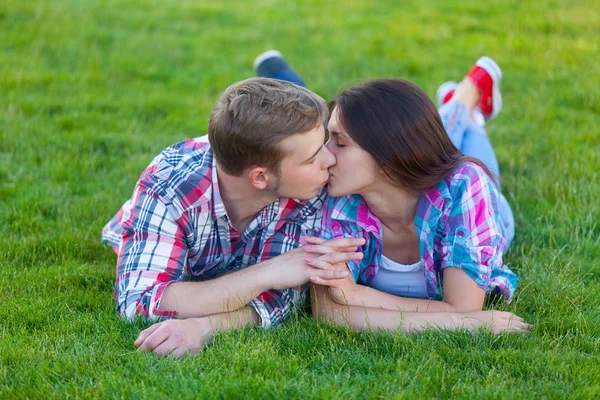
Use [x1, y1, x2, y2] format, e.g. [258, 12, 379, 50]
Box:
[330, 79, 494, 192]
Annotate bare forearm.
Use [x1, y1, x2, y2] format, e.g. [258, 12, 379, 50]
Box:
[312, 284, 481, 333]
[348, 285, 458, 312]
[205, 306, 261, 330]
[159, 264, 270, 318]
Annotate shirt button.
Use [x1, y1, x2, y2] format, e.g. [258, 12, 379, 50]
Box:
[332, 222, 342, 234]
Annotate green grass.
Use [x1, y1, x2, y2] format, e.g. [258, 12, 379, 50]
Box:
[1, 0, 599, 397]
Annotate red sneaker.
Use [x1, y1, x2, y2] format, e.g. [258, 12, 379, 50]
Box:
[467, 56, 502, 120]
[436, 81, 457, 107]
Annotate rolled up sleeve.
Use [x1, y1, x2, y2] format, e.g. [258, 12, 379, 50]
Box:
[439, 165, 516, 300]
[249, 286, 307, 329]
[114, 182, 189, 321]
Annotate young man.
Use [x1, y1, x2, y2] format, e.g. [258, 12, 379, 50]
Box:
[102, 77, 365, 356]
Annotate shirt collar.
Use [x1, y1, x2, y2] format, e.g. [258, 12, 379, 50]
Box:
[210, 154, 326, 227]
[210, 153, 228, 220]
[328, 183, 450, 237]
[262, 187, 327, 227]
[329, 194, 382, 235]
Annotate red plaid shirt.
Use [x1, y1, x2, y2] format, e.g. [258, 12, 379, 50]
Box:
[102, 136, 325, 328]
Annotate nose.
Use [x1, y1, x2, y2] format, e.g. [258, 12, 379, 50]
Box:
[321, 143, 336, 169]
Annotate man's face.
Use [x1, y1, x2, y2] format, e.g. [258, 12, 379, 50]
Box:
[272, 124, 336, 200]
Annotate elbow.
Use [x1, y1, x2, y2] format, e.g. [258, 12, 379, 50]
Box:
[116, 289, 150, 322]
[116, 296, 142, 322]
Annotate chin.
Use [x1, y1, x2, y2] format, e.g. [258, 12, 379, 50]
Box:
[326, 184, 347, 198]
[328, 180, 359, 197]
[280, 187, 322, 201]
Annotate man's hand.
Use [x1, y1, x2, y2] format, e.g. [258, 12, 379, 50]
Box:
[302, 236, 362, 305]
[307, 261, 359, 306]
[263, 237, 365, 291]
[135, 318, 214, 357]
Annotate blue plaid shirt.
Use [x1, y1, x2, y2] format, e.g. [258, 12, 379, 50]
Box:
[320, 162, 518, 301]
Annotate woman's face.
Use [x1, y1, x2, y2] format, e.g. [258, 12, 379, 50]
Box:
[325, 106, 381, 197]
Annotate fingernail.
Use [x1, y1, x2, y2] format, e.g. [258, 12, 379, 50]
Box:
[305, 258, 312, 263]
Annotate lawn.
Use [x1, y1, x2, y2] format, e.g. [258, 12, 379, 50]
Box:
[1, 0, 599, 398]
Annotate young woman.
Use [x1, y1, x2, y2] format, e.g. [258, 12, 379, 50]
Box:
[255, 51, 531, 334]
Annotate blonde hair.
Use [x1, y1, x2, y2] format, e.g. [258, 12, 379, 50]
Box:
[209, 78, 328, 176]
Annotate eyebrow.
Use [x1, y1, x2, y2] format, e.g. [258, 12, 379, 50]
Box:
[329, 130, 347, 139]
[304, 145, 323, 162]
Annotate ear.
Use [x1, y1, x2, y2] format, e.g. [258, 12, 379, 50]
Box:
[247, 166, 269, 190]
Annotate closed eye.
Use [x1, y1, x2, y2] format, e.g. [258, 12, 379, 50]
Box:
[330, 131, 347, 148]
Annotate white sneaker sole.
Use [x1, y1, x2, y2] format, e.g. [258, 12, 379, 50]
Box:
[436, 81, 457, 107]
[253, 49, 283, 71]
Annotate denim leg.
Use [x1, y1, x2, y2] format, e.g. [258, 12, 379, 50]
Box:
[255, 57, 306, 87]
[438, 101, 500, 178]
[497, 193, 515, 250]
[460, 123, 501, 179]
[438, 101, 470, 150]
[438, 100, 515, 250]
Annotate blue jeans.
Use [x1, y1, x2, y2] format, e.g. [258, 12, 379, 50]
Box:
[255, 56, 305, 87]
[438, 101, 515, 249]
[256, 59, 515, 249]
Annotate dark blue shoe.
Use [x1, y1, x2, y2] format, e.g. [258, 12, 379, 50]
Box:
[253, 50, 306, 87]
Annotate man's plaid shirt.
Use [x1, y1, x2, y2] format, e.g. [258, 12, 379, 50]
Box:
[102, 136, 325, 328]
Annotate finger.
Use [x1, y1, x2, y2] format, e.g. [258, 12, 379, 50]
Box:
[309, 276, 336, 286]
[305, 258, 335, 271]
[137, 325, 170, 352]
[303, 236, 327, 244]
[153, 337, 180, 357]
[508, 315, 525, 323]
[312, 269, 349, 280]
[170, 346, 193, 358]
[511, 324, 532, 334]
[515, 322, 533, 331]
[134, 323, 162, 347]
[306, 258, 350, 272]
[338, 247, 361, 253]
[324, 237, 366, 248]
[317, 252, 363, 264]
[304, 244, 357, 255]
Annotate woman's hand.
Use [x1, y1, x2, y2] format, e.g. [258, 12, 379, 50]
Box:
[309, 261, 359, 305]
[462, 310, 533, 334]
[303, 236, 363, 305]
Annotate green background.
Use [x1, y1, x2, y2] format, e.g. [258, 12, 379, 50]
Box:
[1, 0, 598, 398]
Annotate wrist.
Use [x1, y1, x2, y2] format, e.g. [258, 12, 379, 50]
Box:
[247, 259, 274, 293]
[205, 307, 259, 331]
[188, 317, 215, 334]
[345, 283, 361, 305]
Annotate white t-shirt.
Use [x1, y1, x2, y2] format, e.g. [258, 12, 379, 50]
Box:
[369, 255, 428, 299]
